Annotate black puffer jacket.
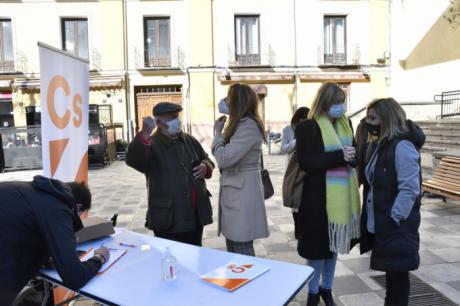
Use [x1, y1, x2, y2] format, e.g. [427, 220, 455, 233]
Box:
[360, 125, 425, 272]
[0, 176, 101, 305]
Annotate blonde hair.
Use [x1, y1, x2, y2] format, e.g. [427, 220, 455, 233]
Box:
[224, 83, 266, 143]
[367, 98, 408, 141]
[308, 82, 346, 119]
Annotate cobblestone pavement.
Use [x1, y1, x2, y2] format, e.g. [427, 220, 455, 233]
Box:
[2, 154, 460, 306]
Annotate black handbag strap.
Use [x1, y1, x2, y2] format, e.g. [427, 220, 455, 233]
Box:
[260, 152, 264, 170]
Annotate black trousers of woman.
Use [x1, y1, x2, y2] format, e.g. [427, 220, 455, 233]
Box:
[385, 271, 410, 306]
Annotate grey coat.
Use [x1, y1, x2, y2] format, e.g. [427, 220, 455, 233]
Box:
[212, 117, 269, 242]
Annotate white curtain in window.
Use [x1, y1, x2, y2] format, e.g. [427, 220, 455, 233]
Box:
[2, 21, 14, 60]
[64, 21, 76, 54]
[77, 20, 88, 59]
[159, 19, 170, 57]
[236, 17, 243, 55]
[147, 20, 157, 58]
[335, 18, 345, 54]
[247, 17, 258, 55]
[324, 18, 333, 55]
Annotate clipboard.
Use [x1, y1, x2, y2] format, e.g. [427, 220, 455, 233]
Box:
[80, 248, 127, 274]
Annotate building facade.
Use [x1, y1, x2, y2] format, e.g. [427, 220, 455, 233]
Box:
[0, 0, 393, 147]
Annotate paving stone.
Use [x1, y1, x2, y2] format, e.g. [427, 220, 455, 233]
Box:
[334, 260, 355, 277]
[265, 242, 296, 253]
[429, 209, 457, 217]
[332, 275, 372, 296]
[447, 280, 460, 292]
[339, 292, 384, 306]
[419, 250, 446, 265]
[429, 282, 460, 305]
[415, 263, 460, 282]
[341, 257, 371, 274]
[431, 247, 460, 263]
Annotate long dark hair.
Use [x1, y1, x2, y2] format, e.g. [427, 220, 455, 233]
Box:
[224, 83, 266, 143]
[291, 107, 310, 128]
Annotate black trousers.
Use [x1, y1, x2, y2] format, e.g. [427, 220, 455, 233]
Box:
[154, 226, 204, 247]
[385, 271, 410, 306]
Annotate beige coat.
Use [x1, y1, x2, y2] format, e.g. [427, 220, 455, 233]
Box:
[212, 117, 269, 242]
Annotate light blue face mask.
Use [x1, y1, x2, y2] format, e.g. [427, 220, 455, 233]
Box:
[165, 118, 182, 136]
[218, 98, 229, 114]
[328, 104, 345, 119]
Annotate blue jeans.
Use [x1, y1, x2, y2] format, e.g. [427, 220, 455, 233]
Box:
[307, 253, 338, 294]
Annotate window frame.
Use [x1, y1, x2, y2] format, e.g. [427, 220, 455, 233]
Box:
[0, 19, 14, 72]
[143, 16, 171, 68]
[61, 17, 89, 59]
[234, 14, 261, 65]
[323, 15, 347, 65]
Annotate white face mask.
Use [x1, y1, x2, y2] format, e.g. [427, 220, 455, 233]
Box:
[164, 118, 182, 136]
[218, 98, 229, 114]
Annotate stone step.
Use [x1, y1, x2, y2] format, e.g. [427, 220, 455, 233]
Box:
[424, 138, 460, 146]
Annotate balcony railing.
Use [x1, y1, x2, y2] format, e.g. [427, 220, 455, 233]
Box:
[234, 54, 261, 66]
[228, 45, 275, 67]
[0, 60, 15, 73]
[145, 56, 171, 68]
[324, 53, 346, 65]
[135, 47, 185, 69]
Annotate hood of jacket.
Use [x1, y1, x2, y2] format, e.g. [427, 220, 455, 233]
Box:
[31, 175, 83, 232]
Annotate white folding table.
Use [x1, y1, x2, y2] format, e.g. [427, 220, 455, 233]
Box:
[38, 229, 313, 306]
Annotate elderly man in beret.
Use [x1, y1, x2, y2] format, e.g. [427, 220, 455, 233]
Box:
[126, 102, 214, 246]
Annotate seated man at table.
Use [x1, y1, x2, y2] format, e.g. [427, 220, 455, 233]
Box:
[126, 102, 214, 246]
[0, 175, 110, 306]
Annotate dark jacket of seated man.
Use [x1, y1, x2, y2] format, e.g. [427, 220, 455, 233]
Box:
[0, 175, 107, 306]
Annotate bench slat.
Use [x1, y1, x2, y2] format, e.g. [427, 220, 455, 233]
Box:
[429, 178, 460, 190]
[432, 171, 460, 182]
[422, 182, 460, 197]
[438, 162, 460, 171]
[422, 185, 460, 201]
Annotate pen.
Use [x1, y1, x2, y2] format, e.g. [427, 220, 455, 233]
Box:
[119, 242, 136, 248]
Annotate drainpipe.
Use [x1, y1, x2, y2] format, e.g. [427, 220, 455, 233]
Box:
[211, 0, 216, 123]
[122, 0, 132, 141]
[293, 0, 298, 113]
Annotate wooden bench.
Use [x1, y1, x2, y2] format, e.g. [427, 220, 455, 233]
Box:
[422, 156, 460, 201]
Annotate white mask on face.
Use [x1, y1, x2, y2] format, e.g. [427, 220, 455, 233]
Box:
[218, 98, 229, 114]
[164, 118, 182, 136]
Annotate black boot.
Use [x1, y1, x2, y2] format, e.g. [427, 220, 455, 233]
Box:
[306, 292, 320, 306]
[319, 288, 336, 306]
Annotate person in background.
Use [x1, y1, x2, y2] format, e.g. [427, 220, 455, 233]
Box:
[126, 102, 214, 246]
[359, 98, 424, 306]
[280, 107, 310, 159]
[0, 176, 109, 306]
[280, 106, 310, 239]
[295, 82, 360, 306]
[212, 83, 269, 256]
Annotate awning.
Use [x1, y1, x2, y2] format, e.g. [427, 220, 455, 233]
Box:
[0, 80, 12, 89]
[218, 73, 294, 84]
[13, 76, 124, 91]
[0, 92, 12, 100]
[299, 72, 370, 82]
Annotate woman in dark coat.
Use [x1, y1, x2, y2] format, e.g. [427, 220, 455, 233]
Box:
[359, 98, 424, 306]
[296, 83, 361, 306]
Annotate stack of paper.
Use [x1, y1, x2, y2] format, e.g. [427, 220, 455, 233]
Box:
[201, 261, 270, 291]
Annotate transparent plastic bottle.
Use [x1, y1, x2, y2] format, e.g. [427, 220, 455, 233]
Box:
[161, 247, 178, 281]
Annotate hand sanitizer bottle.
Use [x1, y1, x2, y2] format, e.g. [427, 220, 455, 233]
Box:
[161, 247, 178, 281]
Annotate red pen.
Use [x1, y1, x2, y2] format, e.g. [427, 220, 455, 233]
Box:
[119, 242, 136, 248]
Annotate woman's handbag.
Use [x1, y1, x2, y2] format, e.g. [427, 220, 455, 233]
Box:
[282, 152, 306, 209]
[260, 154, 274, 200]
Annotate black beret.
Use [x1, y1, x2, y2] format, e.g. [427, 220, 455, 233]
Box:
[152, 102, 183, 116]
